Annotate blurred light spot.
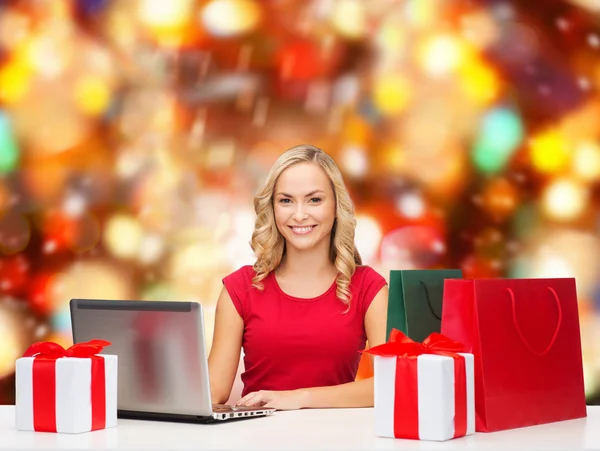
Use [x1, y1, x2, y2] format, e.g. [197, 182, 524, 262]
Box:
[138, 0, 194, 28]
[116, 149, 147, 179]
[533, 254, 573, 278]
[375, 17, 407, 60]
[404, 0, 436, 29]
[138, 0, 200, 47]
[138, 234, 166, 265]
[355, 215, 382, 264]
[35, 323, 49, 339]
[43, 240, 58, 254]
[104, 214, 144, 259]
[201, 0, 262, 38]
[396, 192, 425, 218]
[578, 77, 591, 91]
[62, 193, 87, 218]
[330, 0, 366, 39]
[169, 239, 227, 302]
[380, 226, 444, 270]
[529, 129, 571, 174]
[458, 58, 499, 105]
[51, 260, 132, 310]
[332, 75, 359, 107]
[541, 178, 588, 221]
[472, 108, 524, 174]
[518, 229, 600, 297]
[74, 75, 112, 116]
[419, 35, 465, 77]
[0, 111, 19, 174]
[224, 209, 255, 266]
[373, 74, 411, 115]
[27, 32, 71, 78]
[556, 17, 569, 31]
[573, 141, 600, 181]
[431, 240, 445, 254]
[0, 57, 32, 104]
[340, 146, 368, 178]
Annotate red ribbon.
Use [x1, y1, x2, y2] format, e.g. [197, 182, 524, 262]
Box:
[365, 330, 467, 440]
[22, 340, 111, 433]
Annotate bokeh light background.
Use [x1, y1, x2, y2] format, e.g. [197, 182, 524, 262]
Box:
[0, 0, 600, 405]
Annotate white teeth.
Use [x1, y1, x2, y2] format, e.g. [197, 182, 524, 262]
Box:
[291, 226, 314, 234]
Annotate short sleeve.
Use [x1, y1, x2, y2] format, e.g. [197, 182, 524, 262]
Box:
[359, 266, 387, 317]
[222, 265, 254, 321]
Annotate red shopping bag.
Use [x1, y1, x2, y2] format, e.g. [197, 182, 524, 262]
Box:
[441, 278, 587, 432]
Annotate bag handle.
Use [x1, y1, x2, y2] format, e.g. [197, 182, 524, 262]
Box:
[506, 286, 563, 356]
[420, 281, 441, 321]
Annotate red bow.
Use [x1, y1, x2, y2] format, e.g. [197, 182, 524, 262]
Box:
[365, 329, 466, 358]
[22, 340, 111, 359]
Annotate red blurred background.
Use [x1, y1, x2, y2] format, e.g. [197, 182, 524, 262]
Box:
[0, 0, 599, 404]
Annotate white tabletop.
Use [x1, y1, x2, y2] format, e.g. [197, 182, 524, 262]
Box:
[1, 405, 599, 450]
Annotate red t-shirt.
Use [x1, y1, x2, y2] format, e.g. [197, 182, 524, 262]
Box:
[222, 265, 387, 397]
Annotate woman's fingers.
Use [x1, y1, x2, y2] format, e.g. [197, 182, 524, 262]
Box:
[237, 390, 262, 406]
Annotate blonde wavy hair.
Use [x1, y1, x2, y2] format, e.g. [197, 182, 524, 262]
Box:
[250, 144, 362, 307]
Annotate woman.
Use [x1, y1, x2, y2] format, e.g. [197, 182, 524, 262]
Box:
[208, 144, 388, 410]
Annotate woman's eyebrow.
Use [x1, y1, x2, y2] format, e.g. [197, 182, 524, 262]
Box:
[275, 190, 325, 197]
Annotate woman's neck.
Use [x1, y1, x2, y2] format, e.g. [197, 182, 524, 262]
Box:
[277, 244, 336, 279]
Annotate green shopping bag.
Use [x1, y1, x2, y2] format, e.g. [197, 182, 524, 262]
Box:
[386, 269, 463, 342]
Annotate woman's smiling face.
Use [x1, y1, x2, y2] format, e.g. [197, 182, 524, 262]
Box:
[273, 162, 336, 252]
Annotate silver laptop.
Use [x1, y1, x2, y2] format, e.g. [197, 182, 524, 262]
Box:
[69, 299, 275, 423]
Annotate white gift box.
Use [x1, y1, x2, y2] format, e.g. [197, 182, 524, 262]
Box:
[374, 353, 475, 441]
[15, 355, 118, 434]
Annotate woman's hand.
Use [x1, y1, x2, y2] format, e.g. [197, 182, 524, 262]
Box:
[236, 389, 310, 410]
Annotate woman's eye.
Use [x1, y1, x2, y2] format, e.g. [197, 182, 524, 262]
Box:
[310, 197, 322, 203]
[278, 198, 291, 204]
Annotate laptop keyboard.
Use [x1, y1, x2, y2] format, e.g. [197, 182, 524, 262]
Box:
[212, 404, 262, 412]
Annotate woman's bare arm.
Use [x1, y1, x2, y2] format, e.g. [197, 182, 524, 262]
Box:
[207, 286, 244, 404]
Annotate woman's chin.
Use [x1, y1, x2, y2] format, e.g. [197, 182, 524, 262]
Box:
[286, 240, 316, 251]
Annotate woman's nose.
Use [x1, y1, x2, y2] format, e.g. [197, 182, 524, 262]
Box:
[293, 205, 308, 221]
